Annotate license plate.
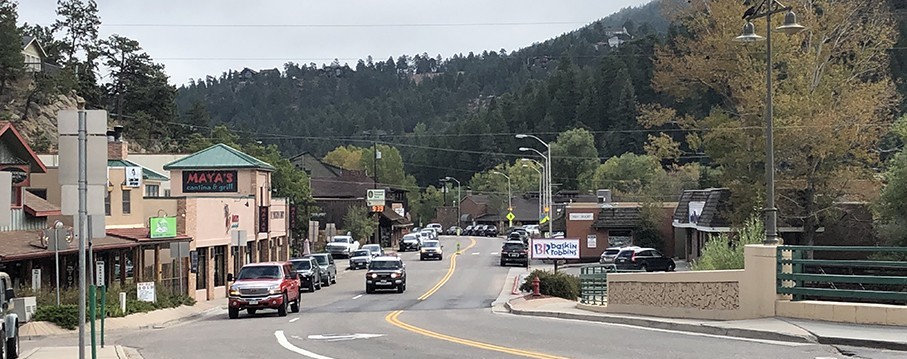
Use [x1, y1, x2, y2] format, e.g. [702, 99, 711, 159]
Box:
[249, 300, 258, 305]
[510, 253, 519, 257]
[379, 281, 389, 284]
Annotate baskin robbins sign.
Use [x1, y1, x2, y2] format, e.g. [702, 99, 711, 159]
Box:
[530, 238, 580, 260]
[182, 170, 238, 193]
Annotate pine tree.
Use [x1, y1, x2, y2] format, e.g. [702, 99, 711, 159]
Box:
[0, 0, 22, 98]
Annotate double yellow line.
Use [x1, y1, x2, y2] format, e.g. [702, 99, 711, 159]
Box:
[417, 237, 476, 300]
[385, 310, 568, 359]
[387, 237, 567, 359]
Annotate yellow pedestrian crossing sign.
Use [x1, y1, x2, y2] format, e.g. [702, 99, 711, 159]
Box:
[506, 212, 515, 221]
[539, 215, 550, 224]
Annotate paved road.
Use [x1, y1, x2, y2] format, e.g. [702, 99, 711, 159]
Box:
[21, 236, 907, 359]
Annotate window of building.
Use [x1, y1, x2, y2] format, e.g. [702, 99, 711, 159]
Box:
[195, 248, 208, 290]
[164, 189, 171, 197]
[146, 184, 159, 197]
[104, 190, 111, 216]
[122, 190, 131, 214]
[28, 189, 47, 200]
[213, 246, 226, 287]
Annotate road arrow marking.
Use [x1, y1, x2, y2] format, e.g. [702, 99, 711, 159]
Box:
[307, 333, 384, 342]
[275, 331, 334, 359]
[289, 318, 300, 323]
[352, 294, 363, 300]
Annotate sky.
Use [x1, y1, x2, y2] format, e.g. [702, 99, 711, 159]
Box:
[17, 0, 652, 86]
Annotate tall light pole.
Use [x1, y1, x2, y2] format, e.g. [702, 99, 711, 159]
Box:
[491, 171, 512, 227]
[735, 0, 805, 245]
[518, 142, 552, 236]
[521, 159, 544, 223]
[444, 176, 461, 226]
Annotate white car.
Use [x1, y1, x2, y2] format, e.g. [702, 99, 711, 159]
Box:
[524, 225, 541, 237]
[326, 235, 360, 258]
[421, 229, 438, 240]
[426, 223, 443, 233]
[362, 244, 384, 257]
[349, 249, 373, 269]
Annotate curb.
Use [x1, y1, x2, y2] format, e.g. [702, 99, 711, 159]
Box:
[21, 306, 221, 340]
[815, 335, 907, 352]
[19, 347, 39, 358]
[503, 301, 817, 344]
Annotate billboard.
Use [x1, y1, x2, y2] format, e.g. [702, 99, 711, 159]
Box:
[530, 238, 580, 259]
[150, 217, 177, 238]
[182, 170, 238, 193]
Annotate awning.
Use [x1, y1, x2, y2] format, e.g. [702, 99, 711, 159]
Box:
[381, 207, 412, 226]
[106, 227, 193, 243]
[24, 191, 61, 217]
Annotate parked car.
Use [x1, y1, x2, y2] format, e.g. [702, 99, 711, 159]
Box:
[446, 226, 461, 235]
[420, 240, 443, 261]
[463, 225, 475, 236]
[290, 257, 322, 292]
[227, 262, 301, 319]
[400, 233, 422, 251]
[349, 249, 373, 270]
[361, 244, 384, 257]
[325, 235, 360, 258]
[500, 240, 529, 267]
[484, 225, 499, 237]
[365, 256, 407, 294]
[614, 248, 676, 272]
[1, 271, 20, 359]
[473, 225, 487, 236]
[600, 246, 641, 265]
[307, 253, 337, 286]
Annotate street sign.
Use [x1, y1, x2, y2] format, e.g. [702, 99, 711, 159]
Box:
[125, 167, 142, 188]
[506, 212, 515, 221]
[96, 261, 105, 285]
[32, 269, 41, 291]
[366, 189, 386, 206]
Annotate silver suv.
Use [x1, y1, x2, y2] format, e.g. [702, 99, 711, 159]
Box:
[1, 272, 20, 359]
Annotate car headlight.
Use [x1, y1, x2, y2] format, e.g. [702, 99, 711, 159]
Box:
[229, 287, 240, 296]
[370, 273, 378, 279]
[390, 273, 399, 278]
[268, 285, 282, 295]
[420, 248, 427, 253]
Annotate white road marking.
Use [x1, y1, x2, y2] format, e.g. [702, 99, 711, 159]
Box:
[490, 252, 499, 255]
[307, 333, 384, 342]
[275, 330, 335, 359]
[352, 294, 363, 300]
[289, 318, 300, 323]
[471, 252, 480, 255]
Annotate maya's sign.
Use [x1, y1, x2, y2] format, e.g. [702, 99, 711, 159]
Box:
[530, 239, 580, 259]
[182, 170, 238, 193]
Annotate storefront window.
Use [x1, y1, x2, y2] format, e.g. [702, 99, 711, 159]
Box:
[146, 184, 159, 197]
[122, 190, 131, 214]
[213, 246, 226, 287]
[195, 248, 208, 290]
[104, 191, 111, 216]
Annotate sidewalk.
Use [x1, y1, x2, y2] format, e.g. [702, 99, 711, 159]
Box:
[19, 300, 223, 339]
[21, 345, 140, 359]
[504, 295, 907, 351]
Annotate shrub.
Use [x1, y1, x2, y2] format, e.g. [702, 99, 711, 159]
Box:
[519, 269, 580, 300]
[34, 305, 80, 330]
[692, 214, 764, 270]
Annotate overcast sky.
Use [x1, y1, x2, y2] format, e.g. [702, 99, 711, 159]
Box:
[17, 0, 652, 85]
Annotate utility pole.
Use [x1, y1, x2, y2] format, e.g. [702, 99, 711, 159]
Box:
[372, 132, 381, 245]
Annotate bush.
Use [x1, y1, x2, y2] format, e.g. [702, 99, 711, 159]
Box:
[692, 214, 764, 270]
[519, 269, 580, 300]
[34, 305, 80, 330]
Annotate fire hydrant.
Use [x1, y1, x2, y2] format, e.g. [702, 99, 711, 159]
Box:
[531, 275, 541, 297]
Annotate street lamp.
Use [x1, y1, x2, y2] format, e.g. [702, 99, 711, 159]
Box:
[735, 0, 805, 245]
[444, 176, 461, 226]
[521, 159, 544, 223]
[491, 171, 513, 227]
[518, 143, 553, 236]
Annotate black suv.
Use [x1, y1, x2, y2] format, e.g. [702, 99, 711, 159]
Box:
[290, 257, 323, 292]
[615, 247, 676, 272]
[500, 240, 529, 267]
[366, 257, 407, 293]
[306, 253, 337, 286]
[484, 225, 499, 237]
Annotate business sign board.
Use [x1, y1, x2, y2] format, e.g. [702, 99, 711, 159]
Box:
[125, 167, 142, 188]
[258, 206, 270, 233]
[150, 217, 177, 238]
[137, 282, 156, 303]
[182, 170, 238, 193]
[366, 189, 386, 206]
[530, 238, 580, 260]
[569, 213, 594, 221]
[688, 201, 706, 224]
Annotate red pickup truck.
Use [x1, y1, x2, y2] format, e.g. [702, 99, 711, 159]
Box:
[227, 262, 300, 319]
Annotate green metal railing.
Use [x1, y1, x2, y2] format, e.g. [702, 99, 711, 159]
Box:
[776, 246, 907, 303]
[579, 264, 645, 305]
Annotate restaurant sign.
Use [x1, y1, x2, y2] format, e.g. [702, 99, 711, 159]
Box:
[182, 170, 238, 193]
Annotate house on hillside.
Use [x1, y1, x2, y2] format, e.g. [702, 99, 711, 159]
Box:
[597, 27, 633, 48]
[21, 36, 49, 73]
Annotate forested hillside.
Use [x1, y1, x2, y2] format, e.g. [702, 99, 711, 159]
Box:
[174, 1, 671, 184]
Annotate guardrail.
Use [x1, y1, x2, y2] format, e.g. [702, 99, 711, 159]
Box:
[776, 246, 907, 304]
[579, 264, 644, 305]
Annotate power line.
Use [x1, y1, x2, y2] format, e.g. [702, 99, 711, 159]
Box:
[102, 21, 592, 29]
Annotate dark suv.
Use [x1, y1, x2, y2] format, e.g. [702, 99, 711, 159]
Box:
[290, 258, 322, 292]
[365, 256, 407, 293]
[500, 240, 529, 267]
[484, 225, 499, 237]
[614, 248, 676, 272]
[306, 253, 337, 287]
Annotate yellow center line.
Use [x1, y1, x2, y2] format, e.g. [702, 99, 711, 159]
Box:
[387, 237, 566, 359]
[385, 310, 568, 359]
[417, 237, 476, 301]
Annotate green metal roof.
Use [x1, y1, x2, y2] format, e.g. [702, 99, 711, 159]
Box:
[108, 159, 170, 181]
[163, 143, 275, 171]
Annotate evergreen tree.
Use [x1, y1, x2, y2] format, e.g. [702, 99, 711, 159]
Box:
[0, 0, 22, 98]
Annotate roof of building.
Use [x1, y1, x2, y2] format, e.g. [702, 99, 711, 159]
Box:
[23, 191, 60, 217]
[108, 159, 170, 181]
[106, 227, 192, 243]
[0, 122, 46, 173]
[163, 143, 275, 171]
[289, 152, 342, 178]
[593, 207, 644, 228]
[310, 171, 374, 198]
[0, 231, 137, 262]
[673, 188, 732, 228]
[381, 206, 412, 226]
[21, 36, 47, 57]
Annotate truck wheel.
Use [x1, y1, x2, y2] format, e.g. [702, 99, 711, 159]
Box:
[277, 294, 288, 317]
[228, 308, 239, 319]
[331, 274, 336, 284]
[397, 284, 405, 293]
[309, 280, 317, 292]
[290, 297, 300, 313]
[7, 329, 18, 359]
